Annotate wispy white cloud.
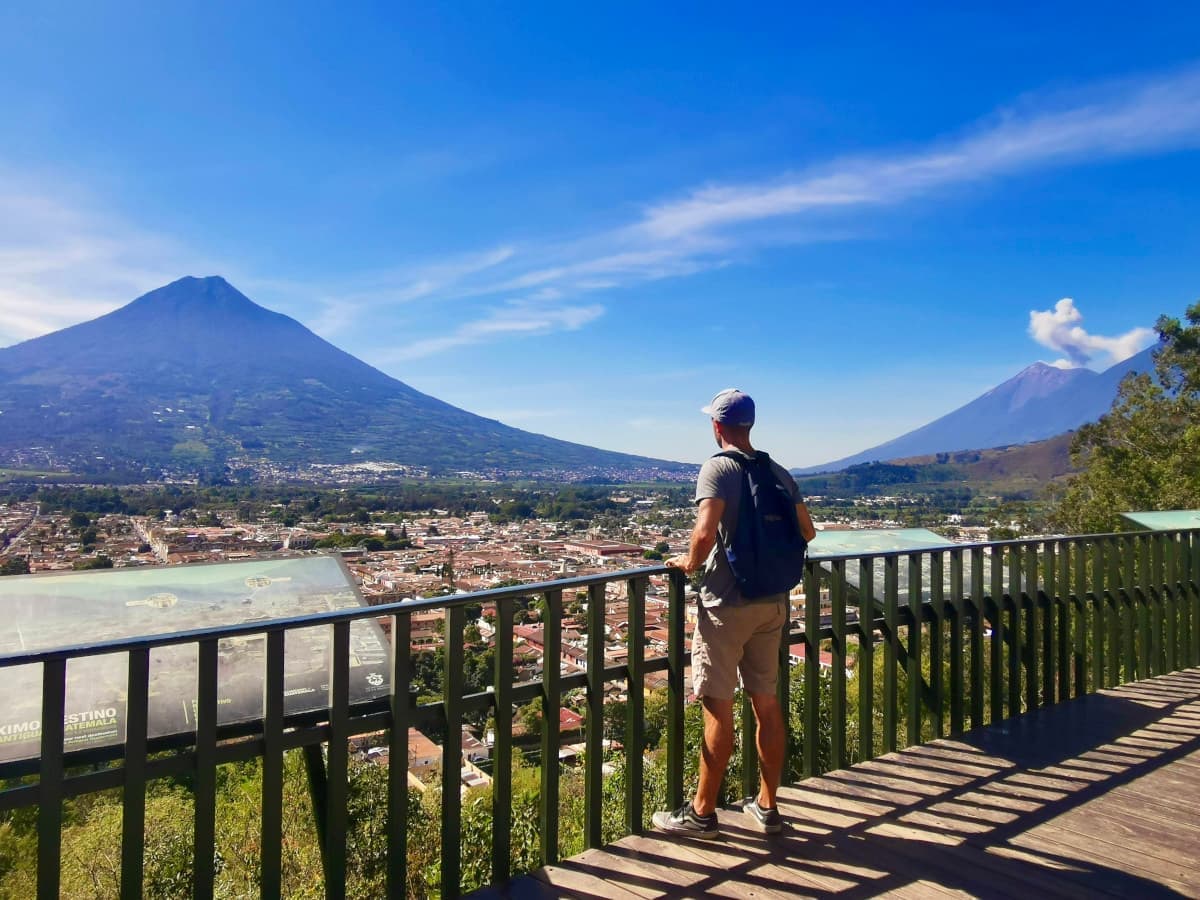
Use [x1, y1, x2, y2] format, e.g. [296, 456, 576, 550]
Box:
[0, 167, 211, 346]
[379, 299, 605, 363]
[1028, 297, 1156, 368]
[636, 67, 1200, 240]
[299, 245, 517, 337]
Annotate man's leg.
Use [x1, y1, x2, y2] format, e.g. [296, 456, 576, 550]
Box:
[748, 692, 784, 809]
[693, 695, 735, 816]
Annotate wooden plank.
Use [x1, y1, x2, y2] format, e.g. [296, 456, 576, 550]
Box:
[1001, 771, 1094, 794]
[1109, 782, 1200, 816]
[778, 784, 887, 822]
[922, 798, 1022, 827]
[470, 876, 562, 899]
[535, 861, 653, 899]
[1053, 802, 1200, 868]
[981, 844, 1164, 900]
[878, 746, 1011, 775]
[820, 767, 955, 799]
[608, 831, 812, 899]
[622, 831, 823, 899]
[1011, 824, 1199, 894]
[972, 779, 1070, 804]
[881, 839, 1102, 900]
[894, 743, 1017, 774]
[852, 757, 978, 788]
[950, 788, 1042, 815]
[571, 843, 706, 896]
[793, 772, 922, 808]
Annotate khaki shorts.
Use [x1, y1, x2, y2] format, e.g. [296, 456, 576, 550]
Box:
[691, 599, 788, 700]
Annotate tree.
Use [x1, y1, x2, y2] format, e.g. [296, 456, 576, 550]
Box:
[73, 555, 114, 570]
[0, 557, 29, 576]
[1052, 303, 1200, 533]
[515, 697, 543, 739]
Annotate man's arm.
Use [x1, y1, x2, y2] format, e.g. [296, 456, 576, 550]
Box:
[666, 497, 725, 574]
[796, 502, 816, 543]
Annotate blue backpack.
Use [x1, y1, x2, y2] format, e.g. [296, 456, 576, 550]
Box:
[716, 451, 808, 602]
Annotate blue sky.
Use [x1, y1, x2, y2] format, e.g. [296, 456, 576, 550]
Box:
[0, 3, 1197, 466]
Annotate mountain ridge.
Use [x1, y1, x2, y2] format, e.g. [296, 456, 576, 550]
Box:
[797, 346, 1154, 474]
[0, 276, 693, 481]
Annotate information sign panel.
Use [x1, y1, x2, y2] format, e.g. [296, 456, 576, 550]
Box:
[0, 556, 390, 765]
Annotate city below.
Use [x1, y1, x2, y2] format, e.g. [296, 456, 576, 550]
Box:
[0, 488, 998, 792]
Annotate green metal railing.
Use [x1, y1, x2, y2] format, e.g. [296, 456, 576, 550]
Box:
[1, 529, 1198, 898]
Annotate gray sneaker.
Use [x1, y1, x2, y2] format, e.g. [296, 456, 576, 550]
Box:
[743, 797, 782, 833]
[652, 803, 720, 839]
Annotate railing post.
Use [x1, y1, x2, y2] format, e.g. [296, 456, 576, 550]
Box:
[584, 583, 605, 849]
[1178, 533, 1193, 668]
[1007, 546, 1022, 718]
[930, 552, 945, 739]
[666, 572, 685, 811]
[388, 613, 412, 900]
[37, 657, 66, 900]
[804, 560, 821, 774]
[1073, 540, 1088, 697]
[1151, 535, 1165, 675]
[1165, 533, 1179, 673]
[882, 556, 898, 754]
[1106, 538, 1122, 688]
[906, 553, 923, 747]
[539, 589, 562, 864]
[194, 639, 218, 900]
[1191, 530, 1200, 666]
[1091, 540, 1106, 692]
[260, 631, 285, 900]
[625, 577, 646, 833]
[1041, 542, 1056, 707]
[949, 549, 964, 736]
[739, 690, 757, 799]
[325, 621, 351, 900]
[441, 606, 465, 898]
[1024, 543, 1038, 712]
[969, 548, 985, 728]
[830, 559, 847, 769]
[121, 647, 150, 900]
[492, 599, 513, 884]
[926, 556, 945, 739]
[857, 557, 875, 757]
[1136, 535, 1152, 680]
[1189, 531, 1200, 666]
[777, 584, 792, 780]
[1121, 537, 1136, 684]
[1055, 540, 1070, 704]
[988, 546, 1004, 723]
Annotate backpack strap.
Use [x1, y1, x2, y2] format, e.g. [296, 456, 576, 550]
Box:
[714, 449, 767, 467]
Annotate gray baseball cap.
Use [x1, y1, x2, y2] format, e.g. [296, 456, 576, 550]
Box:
[702, 388, 755, 427]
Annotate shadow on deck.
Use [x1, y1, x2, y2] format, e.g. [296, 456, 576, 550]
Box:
[479, 669, 1200, 899]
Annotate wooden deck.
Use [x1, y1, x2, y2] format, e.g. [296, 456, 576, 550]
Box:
[478, 669, 1200, 899]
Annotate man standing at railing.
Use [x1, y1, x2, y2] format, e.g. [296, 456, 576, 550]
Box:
[655, 388, 816, 838]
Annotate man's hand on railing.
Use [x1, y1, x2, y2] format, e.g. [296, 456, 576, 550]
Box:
[665, 555, 693, 573]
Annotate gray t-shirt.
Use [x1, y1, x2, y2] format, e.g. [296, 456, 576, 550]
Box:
[695, 449, 802, 608]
